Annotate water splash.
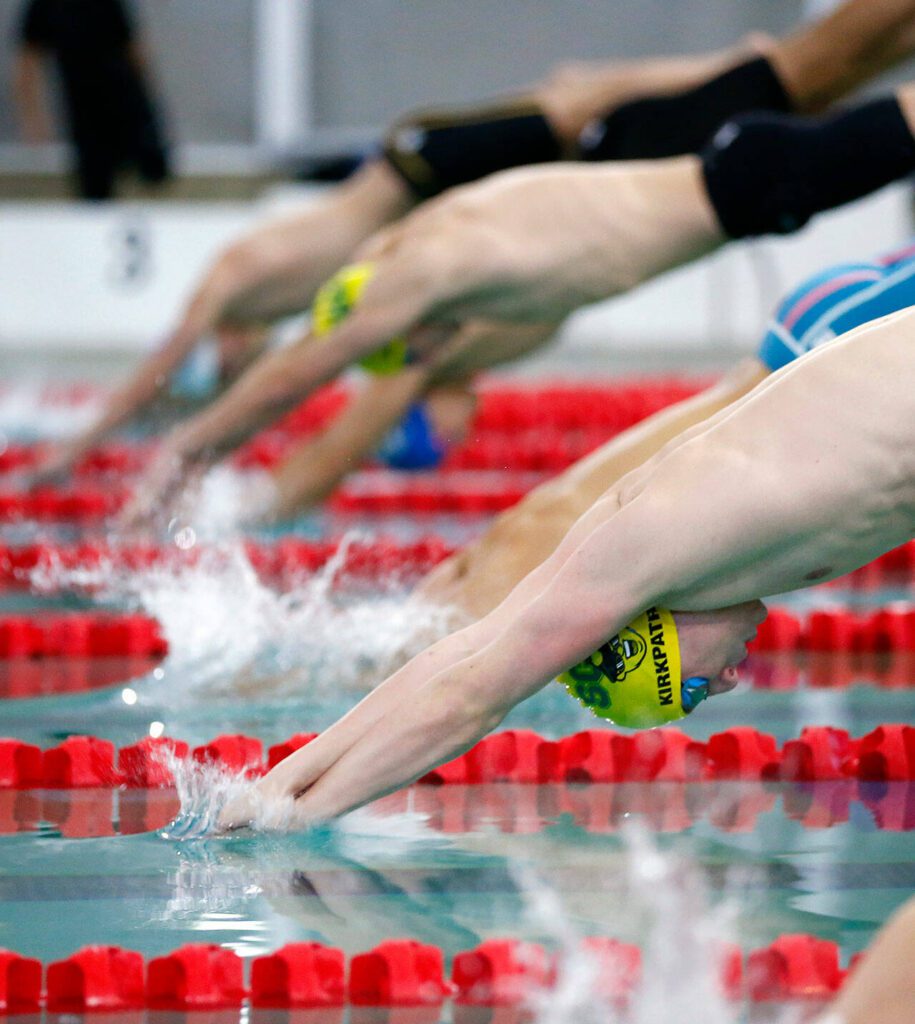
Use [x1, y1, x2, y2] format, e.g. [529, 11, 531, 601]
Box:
[158, 751, 257, 841]
[518, 824, 801, 1024]
[166, 465, 278, 540]
[623, 824, 738, 1024]
[31, 536, 459, 703]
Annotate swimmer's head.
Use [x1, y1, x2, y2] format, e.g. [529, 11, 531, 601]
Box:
[558, 607, 711, 729]
[311, 262, 411, 374]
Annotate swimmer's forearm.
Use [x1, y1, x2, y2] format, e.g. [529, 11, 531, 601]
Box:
[77, 330, 201, 455]
[269, 371, 426, 519]
[170, 337, 348, 462]
[775, 0, 915, 111]
[536, 45, 763, 141]
[247, 616, 495, 804]
[290, 593, 641, 820]
[289, 657, 522, 820]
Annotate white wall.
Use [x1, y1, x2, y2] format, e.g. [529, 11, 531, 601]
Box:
[1, 183, 911, 359]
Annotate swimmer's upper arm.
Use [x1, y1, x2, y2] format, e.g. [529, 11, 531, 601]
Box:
[466, 519, 651, 713]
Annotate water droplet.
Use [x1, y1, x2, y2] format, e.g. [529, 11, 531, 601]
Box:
[174, 526, 197, 550]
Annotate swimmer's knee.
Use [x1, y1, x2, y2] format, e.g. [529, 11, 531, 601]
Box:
[702, 98, 915, 238]
[577, 55, 791, 162]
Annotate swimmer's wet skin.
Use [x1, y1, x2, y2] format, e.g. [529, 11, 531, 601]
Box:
[219, 308, 915, 831]
[293, 228, 915, 496]
[41, 0, 915, 488]
[134, 85, 915, 507]
[417, 234, 915, 620]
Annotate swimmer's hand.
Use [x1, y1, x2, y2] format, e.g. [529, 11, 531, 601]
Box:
[673, 601, 767, 695]
[217, 777, 311, 833]
[215, 788, 260, 832]
[22, 440, 81, 490]
[115, 440, 203, 534]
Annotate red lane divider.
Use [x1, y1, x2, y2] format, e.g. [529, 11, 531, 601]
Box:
[0, 932, 866, 1012]
[0, 476, 552, 521]
[1, 776, 911, 838]
[750, 604, 915, 653]
[2, 378, 709, 479]
[0, 613, 166, 659]
[2, 538, 912, 594]
[2, 725, 915, 790]
[0, 488, 126, 524]
[0, 538, 455, 590]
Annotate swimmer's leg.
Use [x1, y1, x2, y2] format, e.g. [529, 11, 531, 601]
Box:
[771, 0, 915, 112]
[418, 357, 769, 618]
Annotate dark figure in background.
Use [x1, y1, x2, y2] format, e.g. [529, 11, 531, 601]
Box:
[12, 0, 171, 200]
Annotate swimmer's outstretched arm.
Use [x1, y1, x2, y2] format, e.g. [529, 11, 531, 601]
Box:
[265, 369, 429, 521]
[132, 86, 915, 522]
[29, 161, 413, 486]
[220, 310, 915, 827]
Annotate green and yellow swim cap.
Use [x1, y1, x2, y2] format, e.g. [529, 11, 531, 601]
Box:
[559, 607, 706, 729]
[312, 262, 411, 375]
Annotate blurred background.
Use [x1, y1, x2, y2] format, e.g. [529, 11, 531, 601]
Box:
[2, 0, 915, 373]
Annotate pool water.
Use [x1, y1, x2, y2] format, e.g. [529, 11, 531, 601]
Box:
[0, 390, 913, 1021]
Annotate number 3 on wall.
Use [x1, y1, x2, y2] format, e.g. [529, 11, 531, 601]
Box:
[107, 214, 153, 289]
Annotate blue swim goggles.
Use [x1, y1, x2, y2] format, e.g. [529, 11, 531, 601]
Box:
[681, 676, 711, 713]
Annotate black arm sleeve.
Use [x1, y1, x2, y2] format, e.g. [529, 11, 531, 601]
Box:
[577, 56, 792, 162]
[702, 97, 915, 239]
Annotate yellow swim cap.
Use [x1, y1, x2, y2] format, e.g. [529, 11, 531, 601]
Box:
[558, 607, 690, 729]
[311, 262, 410, 375]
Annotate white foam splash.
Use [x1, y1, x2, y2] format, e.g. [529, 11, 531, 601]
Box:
[332, 805, 441, 855]
[623, 825, 738, 1024]
[158, 752, 254, 841]
[32, 537, 459, 702]
[518, 824, 796, 1024]
[170, 465, 278, 540]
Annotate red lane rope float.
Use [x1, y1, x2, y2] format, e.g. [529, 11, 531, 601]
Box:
[1, 538, 913, 594]
[0, 614, 166, 659]
[1, 378, 709, 479]
[0, 477, 557, 521]
[1, 777, 910, 838]
[0, 537, 455, 591]
[4, 601, 915, 660]
[2, 725, 915, 790]
[0, 932, 871, 1012]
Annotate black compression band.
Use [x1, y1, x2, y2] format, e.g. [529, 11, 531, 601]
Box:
[578, 56, 792, 162]
[702, 97, 915, 239]
[383, 102, 563, 200]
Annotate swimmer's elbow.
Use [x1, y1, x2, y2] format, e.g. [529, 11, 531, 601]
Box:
[430, 672, 508, 741]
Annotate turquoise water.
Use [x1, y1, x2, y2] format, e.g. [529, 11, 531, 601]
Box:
[0, 781, 911, 964]
[0, 577, 912, 976]
[0, 483, 912, 1014]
